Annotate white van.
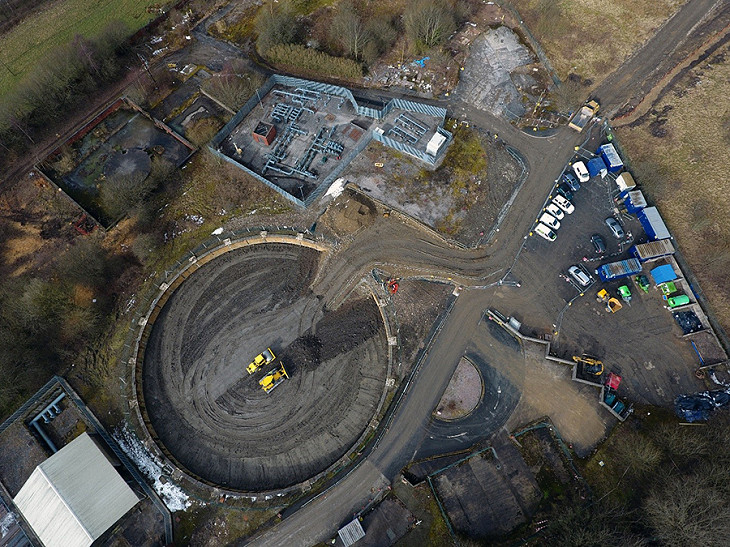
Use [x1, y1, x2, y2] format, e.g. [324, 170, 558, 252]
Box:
[539, 213, 560, 230]
[535, 223, 557, 241]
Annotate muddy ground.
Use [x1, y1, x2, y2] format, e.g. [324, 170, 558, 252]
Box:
[142, 243, 388, 491]
[343, 134, 522, 246]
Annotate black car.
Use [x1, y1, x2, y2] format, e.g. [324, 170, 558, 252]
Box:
[562, 172, 580, 192]
[556, 183, 574, 201]
[591, 234, 606, 254]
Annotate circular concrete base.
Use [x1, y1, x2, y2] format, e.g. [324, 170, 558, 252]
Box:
[434, 357, 483, 420]
[141, 243, 388, 491]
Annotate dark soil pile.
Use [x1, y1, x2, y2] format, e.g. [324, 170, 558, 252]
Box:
[281, 296, 382, 373]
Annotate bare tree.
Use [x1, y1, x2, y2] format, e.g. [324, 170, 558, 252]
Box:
[645, 472, 730, 546]
[330, 1, 371, 60]
[403, 0, 456, 52]
[254, 0, 299, 54]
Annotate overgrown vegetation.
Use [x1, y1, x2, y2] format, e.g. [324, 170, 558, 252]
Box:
[265, 44, 364, 79]
[513, 0, 685, 85]
[0, 235, 140, 415]
[616, 44, 730, 333]
[200, 61, 266, 111]
[0, 22, 131, 165]
[216, 0, 469, 82]
[550, 410, 730, 545]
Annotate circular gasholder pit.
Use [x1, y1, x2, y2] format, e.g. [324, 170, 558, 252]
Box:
[141, 243, 388, 491]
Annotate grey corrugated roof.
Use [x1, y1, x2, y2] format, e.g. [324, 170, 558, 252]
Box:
[13, 432, 139, 547]
[337, 518, 365, 546]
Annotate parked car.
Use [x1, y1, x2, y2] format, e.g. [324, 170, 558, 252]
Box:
[552, 195, 575, 214]
[546, 203, 564, 220]
[591, 234, 606, 254]
[539, 213, 560, 230]
[573, 161, 590, 182]
[568, 265, 593, 287]
[556, 183, 574, 201]
[562, 172, 580, 192]
[535, 223, 557, 241]
[605, 217, 625, 239]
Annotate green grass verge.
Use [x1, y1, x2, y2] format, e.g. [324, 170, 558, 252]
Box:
[0, 0, 171, 98]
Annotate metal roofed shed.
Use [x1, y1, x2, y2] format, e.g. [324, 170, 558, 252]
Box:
[338, 518, 365, 546]
[650, 264, 677, 285]
[638, 206, 671, 240]
[13, 432, 139, 547]
[426, 131, 447, 156]
[624, 189, 646, 214]
[597, 143, 623, 172]
[616, 171, 636, 192]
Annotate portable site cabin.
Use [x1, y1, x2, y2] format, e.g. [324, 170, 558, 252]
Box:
[638, 206, 671, 240]
[616, 172, 636, 194]
[587, 157, 607, 178]
[597, 143, 624, 172]
[624, 189, 647, 214]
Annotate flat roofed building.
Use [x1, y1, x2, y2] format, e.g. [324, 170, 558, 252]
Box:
[13, 432, 139, 547]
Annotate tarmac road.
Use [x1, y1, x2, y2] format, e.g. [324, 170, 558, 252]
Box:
[592, 0, 724, 115]
[244, 1, 723, 541]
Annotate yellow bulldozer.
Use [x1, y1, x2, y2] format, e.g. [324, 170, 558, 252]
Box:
[259, 362, 289, 393]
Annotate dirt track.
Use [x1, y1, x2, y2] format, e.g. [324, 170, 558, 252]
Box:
[142, 244, 388, 491]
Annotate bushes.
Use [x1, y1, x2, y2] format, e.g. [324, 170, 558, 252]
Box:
[265, 44, 363, 79]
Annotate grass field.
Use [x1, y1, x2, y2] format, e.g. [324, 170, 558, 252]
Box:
[514, 0, 685, 85]
[0, 0, 170, 99]
[616, 42, 730, 333]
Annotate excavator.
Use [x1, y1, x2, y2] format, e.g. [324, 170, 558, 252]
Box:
[572, 355, 604, 376]
[259, 362, 289, 393]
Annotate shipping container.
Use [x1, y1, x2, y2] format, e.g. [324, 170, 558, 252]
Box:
[595, 258, 642, 282]
[638, 206, 671, 240]
[631, 239, 675, 262]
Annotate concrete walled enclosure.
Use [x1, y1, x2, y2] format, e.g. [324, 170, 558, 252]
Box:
[210, 75, 452, 207]
[136, 238, 390, 491]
